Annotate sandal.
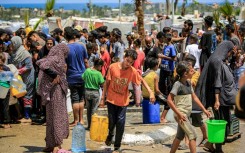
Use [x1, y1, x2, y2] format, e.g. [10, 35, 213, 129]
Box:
[198, 139, 208, 147]
[203, 142, 215, 153]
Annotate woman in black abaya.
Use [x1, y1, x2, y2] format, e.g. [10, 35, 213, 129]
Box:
[195, 41, 237, 153]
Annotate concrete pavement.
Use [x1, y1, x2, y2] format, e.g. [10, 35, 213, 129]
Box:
[90, 106, 177, 145]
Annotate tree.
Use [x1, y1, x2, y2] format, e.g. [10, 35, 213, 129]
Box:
[219, 0, 233, 23]
[122, 3, 134, 16]
[174, 0, 178, 14]
[34, 0, 56, 30]
[181, 0, 187, 16]
[135, 0, 145, 45]
[166, 0, 170, 15]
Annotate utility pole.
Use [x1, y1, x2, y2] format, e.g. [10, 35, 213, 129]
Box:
[89, 0, 92, 18]
[171, 0, 174, 24]
[119, 0, 122, 22]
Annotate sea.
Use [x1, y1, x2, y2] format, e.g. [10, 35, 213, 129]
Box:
[1, 2, 220, 11]
[1, 3, 120, 11]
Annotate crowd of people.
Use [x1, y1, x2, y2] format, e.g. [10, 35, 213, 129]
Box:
[0, 15, 245, 153]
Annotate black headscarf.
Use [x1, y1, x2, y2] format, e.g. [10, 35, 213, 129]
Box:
[38, 37, 55, 60]
[194, 41, 237, 110]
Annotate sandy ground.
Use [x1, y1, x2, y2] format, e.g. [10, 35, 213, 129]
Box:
[0, 112, 244, 153]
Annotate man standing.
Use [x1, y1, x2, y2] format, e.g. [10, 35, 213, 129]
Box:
[199, 16, 217, 70]
[226, 23, 241, 47]
[65, 27, 89, 126]
[52, 28, 66, 44]
[183, 19, 194, 46]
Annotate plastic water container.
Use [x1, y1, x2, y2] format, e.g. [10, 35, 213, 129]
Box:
[90, 114, 108, 142]
[10, 77, 27, 98]
[206, 119, 227, 143]
[0, 71, 14, 82]
[0, 81, 10, 99]
[142, 99, 160, 124]
[71, 122, 86, 153]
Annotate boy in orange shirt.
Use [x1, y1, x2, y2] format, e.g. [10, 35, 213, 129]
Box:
[100, 49, 155, 153]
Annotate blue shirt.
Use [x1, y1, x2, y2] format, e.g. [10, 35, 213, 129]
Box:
[105, 40, 110, 51]
[161, 44, 176, 72]
[66, 43, 88, 85]
[113, 42, 125, 62]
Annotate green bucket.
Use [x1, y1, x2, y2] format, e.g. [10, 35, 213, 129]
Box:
[206, 119, 227, 143]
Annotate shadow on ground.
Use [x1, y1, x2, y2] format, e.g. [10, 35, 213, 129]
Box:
[0, 135, 16, 139]
[21, 146, 44, 153]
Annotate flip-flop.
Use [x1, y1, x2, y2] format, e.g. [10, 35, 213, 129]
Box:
[203, 142, 215, 153]
[198, 139, 208, 147]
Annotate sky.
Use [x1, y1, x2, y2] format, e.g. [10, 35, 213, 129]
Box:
[1, 0, 238, 4]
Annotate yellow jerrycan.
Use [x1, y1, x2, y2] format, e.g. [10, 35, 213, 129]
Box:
[90, 113, 108, 142]
[10, 75, 27, 98]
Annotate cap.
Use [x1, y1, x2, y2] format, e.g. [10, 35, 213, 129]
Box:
[114, 30, 122, 37]
[74, 25, 83, 31]
[52, 28, 63, 34]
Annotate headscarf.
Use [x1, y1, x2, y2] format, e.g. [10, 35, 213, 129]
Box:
[38, 37, 55, 60]
[11, 36, 31, 65]
[36, 43, 69, 105]
[195, 41, 235, 109]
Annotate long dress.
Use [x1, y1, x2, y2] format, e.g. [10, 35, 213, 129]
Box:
[36, 43, 69, 148]
[45, 83, 69, 148]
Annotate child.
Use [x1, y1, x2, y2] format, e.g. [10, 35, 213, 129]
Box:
[177, 54, 210, 150]
[100, 49, 155, 153]
[158, 33, 176, 123]
[184, 34, 201, 71]
[142, 57, 166, 101]
[167, 61, 210, 153]
[86, 42, 98, 67]
[100, 44, 111, 77]
[82, 59, 105, 130]
[0, 52, 12, 128]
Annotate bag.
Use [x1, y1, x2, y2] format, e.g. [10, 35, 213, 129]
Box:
[10, 75, 27, 98]
[166, 109, 176, 123]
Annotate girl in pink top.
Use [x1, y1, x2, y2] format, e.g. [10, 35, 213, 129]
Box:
[132, 39, 145, 75]
[100, 44, 111, 77]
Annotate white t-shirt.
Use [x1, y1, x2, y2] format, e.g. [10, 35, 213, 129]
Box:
[185, 44, 201, 69]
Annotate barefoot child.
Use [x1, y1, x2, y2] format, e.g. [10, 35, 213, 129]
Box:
[167, 61, 210, 153]
[142, 57, 166, 103]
